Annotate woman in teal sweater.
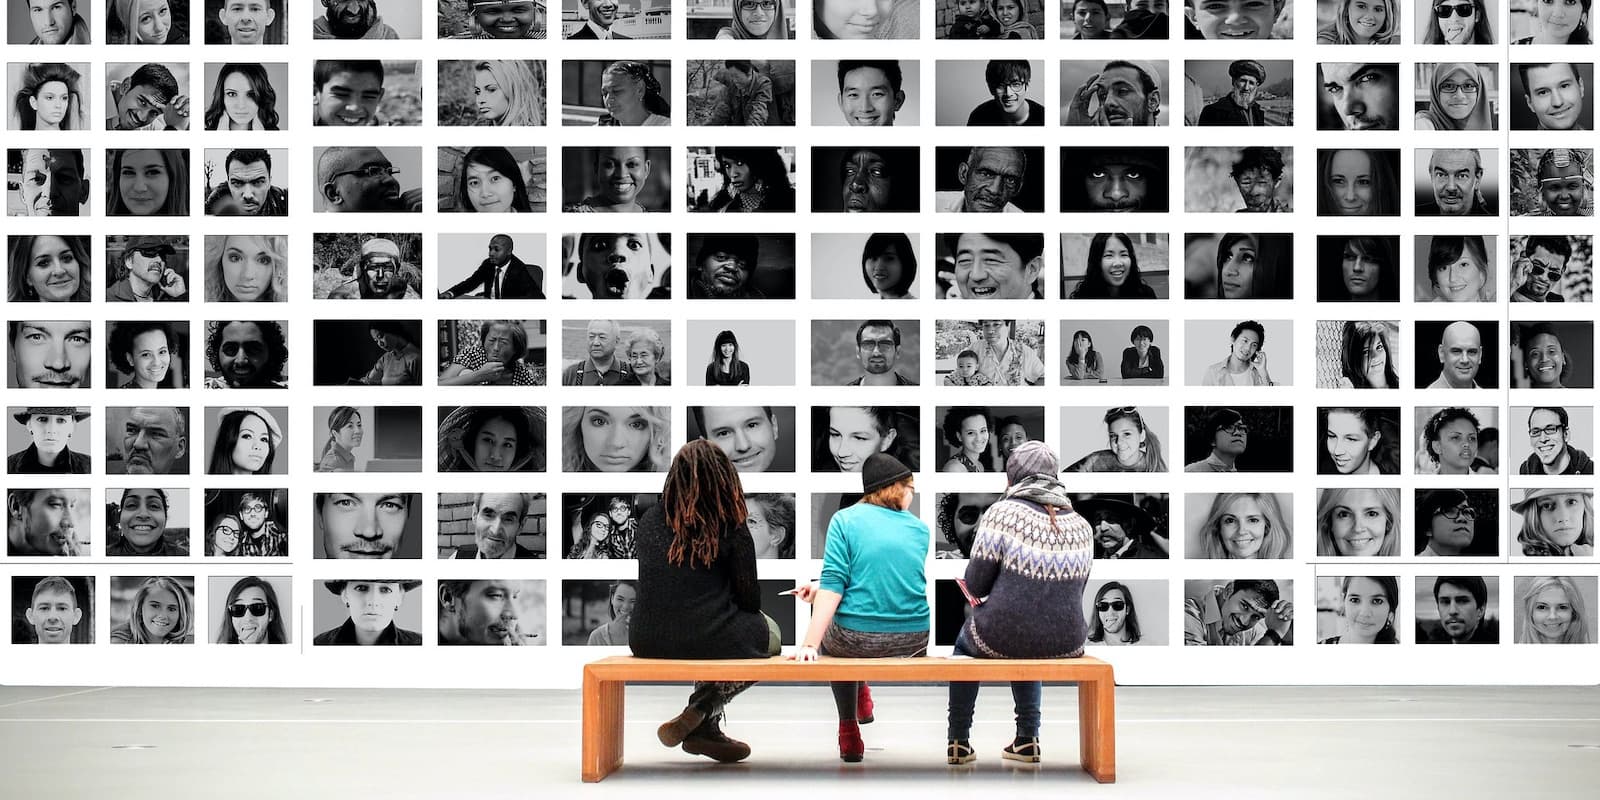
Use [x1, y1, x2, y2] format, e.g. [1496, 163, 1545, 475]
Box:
[792, 452, 929, 762]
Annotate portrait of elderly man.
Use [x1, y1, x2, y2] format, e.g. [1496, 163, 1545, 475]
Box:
[117, 406, 188, 475]
[1426, 321, 1485, 389]
[108, 237, 188, 302]
[204, 149, 288, 216]
[1417, 148, 1496, 216]
[439, 579, 543, 645]
[1064, 60, 1162, 126]
[7, 489, 91, 556]
[439, 320, 542, 386]
[7, 407, 90, 474]
[449, 493, 541, 559]
[562, 319, 630, 386]
[567, 0, 628, 38]
[943, 232, 1044, 299]
[313, 0, 399, 38]
[1519, 407, 1595, 475]
[203, 321, 288, 389]
[440, 235, 543, 299]
[107, 488, 186, 557]
[1517, 62, 1588, 131]
[935, 147, 1029, 213]
[1318, 63, 1399, 131]
[965, 61, 1045, 126]
[1198, 60, 1268, 126]
[9, 148, 89, 217]
[316, 146, 423, 212]
[9, 320, 90, 389]
[837, 60, 904, 127]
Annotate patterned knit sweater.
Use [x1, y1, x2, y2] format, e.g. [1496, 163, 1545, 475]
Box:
[962, 477, 1094, 658]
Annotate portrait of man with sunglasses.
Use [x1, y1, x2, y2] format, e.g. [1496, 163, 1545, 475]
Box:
[108, 236, 190, 302]
[1510, 235, 1573, 302]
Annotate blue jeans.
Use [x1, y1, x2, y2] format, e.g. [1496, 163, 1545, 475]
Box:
[946, 630, 1043, 740]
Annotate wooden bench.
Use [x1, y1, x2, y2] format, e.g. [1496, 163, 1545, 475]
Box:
[581, 655, 1115, 783]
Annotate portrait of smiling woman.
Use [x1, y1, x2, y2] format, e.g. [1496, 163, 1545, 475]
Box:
[1316, 487, 1401, 557]
[206, 406, 284, 476]
[1188, 492, 1293, 559]
[108, 320, 185, 389]
[109, 576, 194, 644]
[8, 234, 90, 302]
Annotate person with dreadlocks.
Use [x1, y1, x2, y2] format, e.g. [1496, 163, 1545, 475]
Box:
[629, 440, 781, 764]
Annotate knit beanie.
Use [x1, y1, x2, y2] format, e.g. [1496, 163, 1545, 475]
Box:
[1005, 440, 1058, 483]
[861, 452, 913, 494]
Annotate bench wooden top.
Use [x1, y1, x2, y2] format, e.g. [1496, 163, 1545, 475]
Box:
[584, 655, 1112, 682]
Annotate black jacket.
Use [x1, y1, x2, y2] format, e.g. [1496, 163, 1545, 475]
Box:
[445, 255, 544, 299]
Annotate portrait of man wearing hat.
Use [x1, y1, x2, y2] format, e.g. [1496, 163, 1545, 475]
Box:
[108, 236, 188, 303]
[1064, 60, 1163, 126]
[1061, 147, 1168, 212]
[313, 579, 423, 645]
[350, 238, 420, 299]
[1199, 60, 1268, 126]
[7, 407, 91, 474]
[1077, 493, 1169, 559]
[689, 234, 763, 299]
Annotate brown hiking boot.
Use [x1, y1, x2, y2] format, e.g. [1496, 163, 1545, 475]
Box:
[656, 705, 706, 748]
[682, 718, 751, 763]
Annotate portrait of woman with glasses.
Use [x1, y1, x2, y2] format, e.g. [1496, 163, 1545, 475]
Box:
[1416, 488, 1498, 556]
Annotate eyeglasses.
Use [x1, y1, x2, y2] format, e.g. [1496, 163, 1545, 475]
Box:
[1436, 505, 1478, 521]
[997, 80, 1029, 93]
[1096, 600, 1127, 612]
[229, 602, 268, 618]
[1434, 3, 1474, 17]
[327, 164, 399, 183]
[858, 339, 897, 352]
[1529, 424, 1567, 439]
[1438, 82, 1480, 95]
[737, 0, 777, 10]
[1220, 422, 1250, 436]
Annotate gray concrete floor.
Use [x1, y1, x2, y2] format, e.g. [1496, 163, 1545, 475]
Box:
[2, 684, 1597, 798]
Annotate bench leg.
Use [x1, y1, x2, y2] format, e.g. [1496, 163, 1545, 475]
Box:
[582, 673, 625, 782]
[1077, 679, 1116, 783]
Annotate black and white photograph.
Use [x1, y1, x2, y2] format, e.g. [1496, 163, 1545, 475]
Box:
[1184, 492, 1294, 560]
[812, 319, 921, 387]
[810, 492, 923, 559]
[311, 59, 419, 126]
[1319, 235, 1402, 303]
[1182, 579, 1295, 646]
[560, 405, 671, 473]
[812, 0, 916, 38]
[811, 59, 914, 127]
[311, 0, 423, 39]
[686, 146, 796, 213]
[1413, 62, 1497, 130]
[312, 319, 422, 387]
[1315, 576, 1401, 645]
[440, 146, 545, 213]
[209, 576, 291, 645]
[691, 59, 795, 126]
[1417, 0, 1495, 42]
[557, 233, 667, 300]
[934, 492, 1001, 559]
[1414, 235, 1495, 303]
[1415, 147, 1499, 216]
[104, 488, 189, 557]
[1507, 0, 1589, 43]
[8, 320, 91, 389]
[811, 233, 920, 300]
[685, 233, 796, 299]
[561, 493, 655, 559]
[6, 1, 93, 44]
[562, 579, 638, 646]
[8, 234, 90, 302]
[201, 235, 286, 300]
[108, 576, 195, 644]
[1416, 576, 1498, 644]
[559, 0, 671, 39]
[6, 487, 92, 556]
[1512, 576, 1597, 643]
[1062, 320, 1169, 385]
[7, 62, 89, 131]
[312, 145, 424, 213]
[809, 406, 921, 474]
[1509, 148, 1592, 217]
[560, 319, 671, 387]
[202, 62, 286, 130]
[1061, 406, 1170, 474]
[745, 494, 797, 559]
[437, 319, 546, 387]
[938, 0, 1043, 38]
[439, 0, 546, 38]
[934, 233, 1046, 300]
[1508, 234, 1592, 303]
[931, 319, 1046, 387]
[1316, 63, 1400, 130]
[313, 492, 422, 559]
[934, 147, 1045, 213]
[1063, 0, 1167, 39]
[434, 233, 543, 300]
[1183, 234, 1294, 300]
[1314, 320, 1399, 390]
[437, 406, 547, 473]
[935, 60, 1048, 126]
[1314, 487, 1402, 557]
[562, 146, 670, 213]
[1315, 148, 1401, 216]
[1185, 319, 1291, 387]
[202, 488, 288, 556]
[312, 579, 424, 646]
[106, 234, 190, 302]
[1185, 406, 1294, 473]
[311, 406, 423, 473]
[1060, 147, 1169, 213]
[1509, 62, 1592, 130]
[1511, 489, 1595, 557]
[106, 148, 189, 216]
[687, 407, 797, 473]
[6, 148, 89, 216]
[1084, 579, 1169, 646]
[1415, 489, 1500, 556]
[1185, 148, 1295, 214]
[203, 405, 287, 476]
[562, 60, 669, 126]
[1061, 232, 1168, 299]
[107, 0, 188, 44]
[686, 320, 795, 387]
[1185, 0, 1292, 38]
[690, 0, 795, 38]
[1414, 320, 1497, 389]
[201, 150, 289, 216]
[1316, 406, 1401, 475]
[1414, 406, 1499, 475]
[1186, 59, 1292, 126]
[1510, 406, 1595, 476]
[201, 320, 287, 389]
[1510, 321, 1594, 389]
[437, 59, 544, 126]
[438, 492, 546, 560]
[809, 146, 920, 213]
[313, 233, 423, 300]
[104, 406, 191, 475]
[108, 322, 188, 390]
[1059, 60, 1167, 126]
[935, 405, 1045, 474]
[204, 0, 286, 44]
[11, 576, 93, 644]
[105, 63, 190, 131]
[437, 579, 546, 645]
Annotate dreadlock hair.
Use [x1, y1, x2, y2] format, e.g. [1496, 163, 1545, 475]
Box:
[662, 439, 748, 570]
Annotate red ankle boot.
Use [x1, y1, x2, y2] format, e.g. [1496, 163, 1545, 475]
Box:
[838, 720, 864, 762]
[855, 683, 875, 724]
